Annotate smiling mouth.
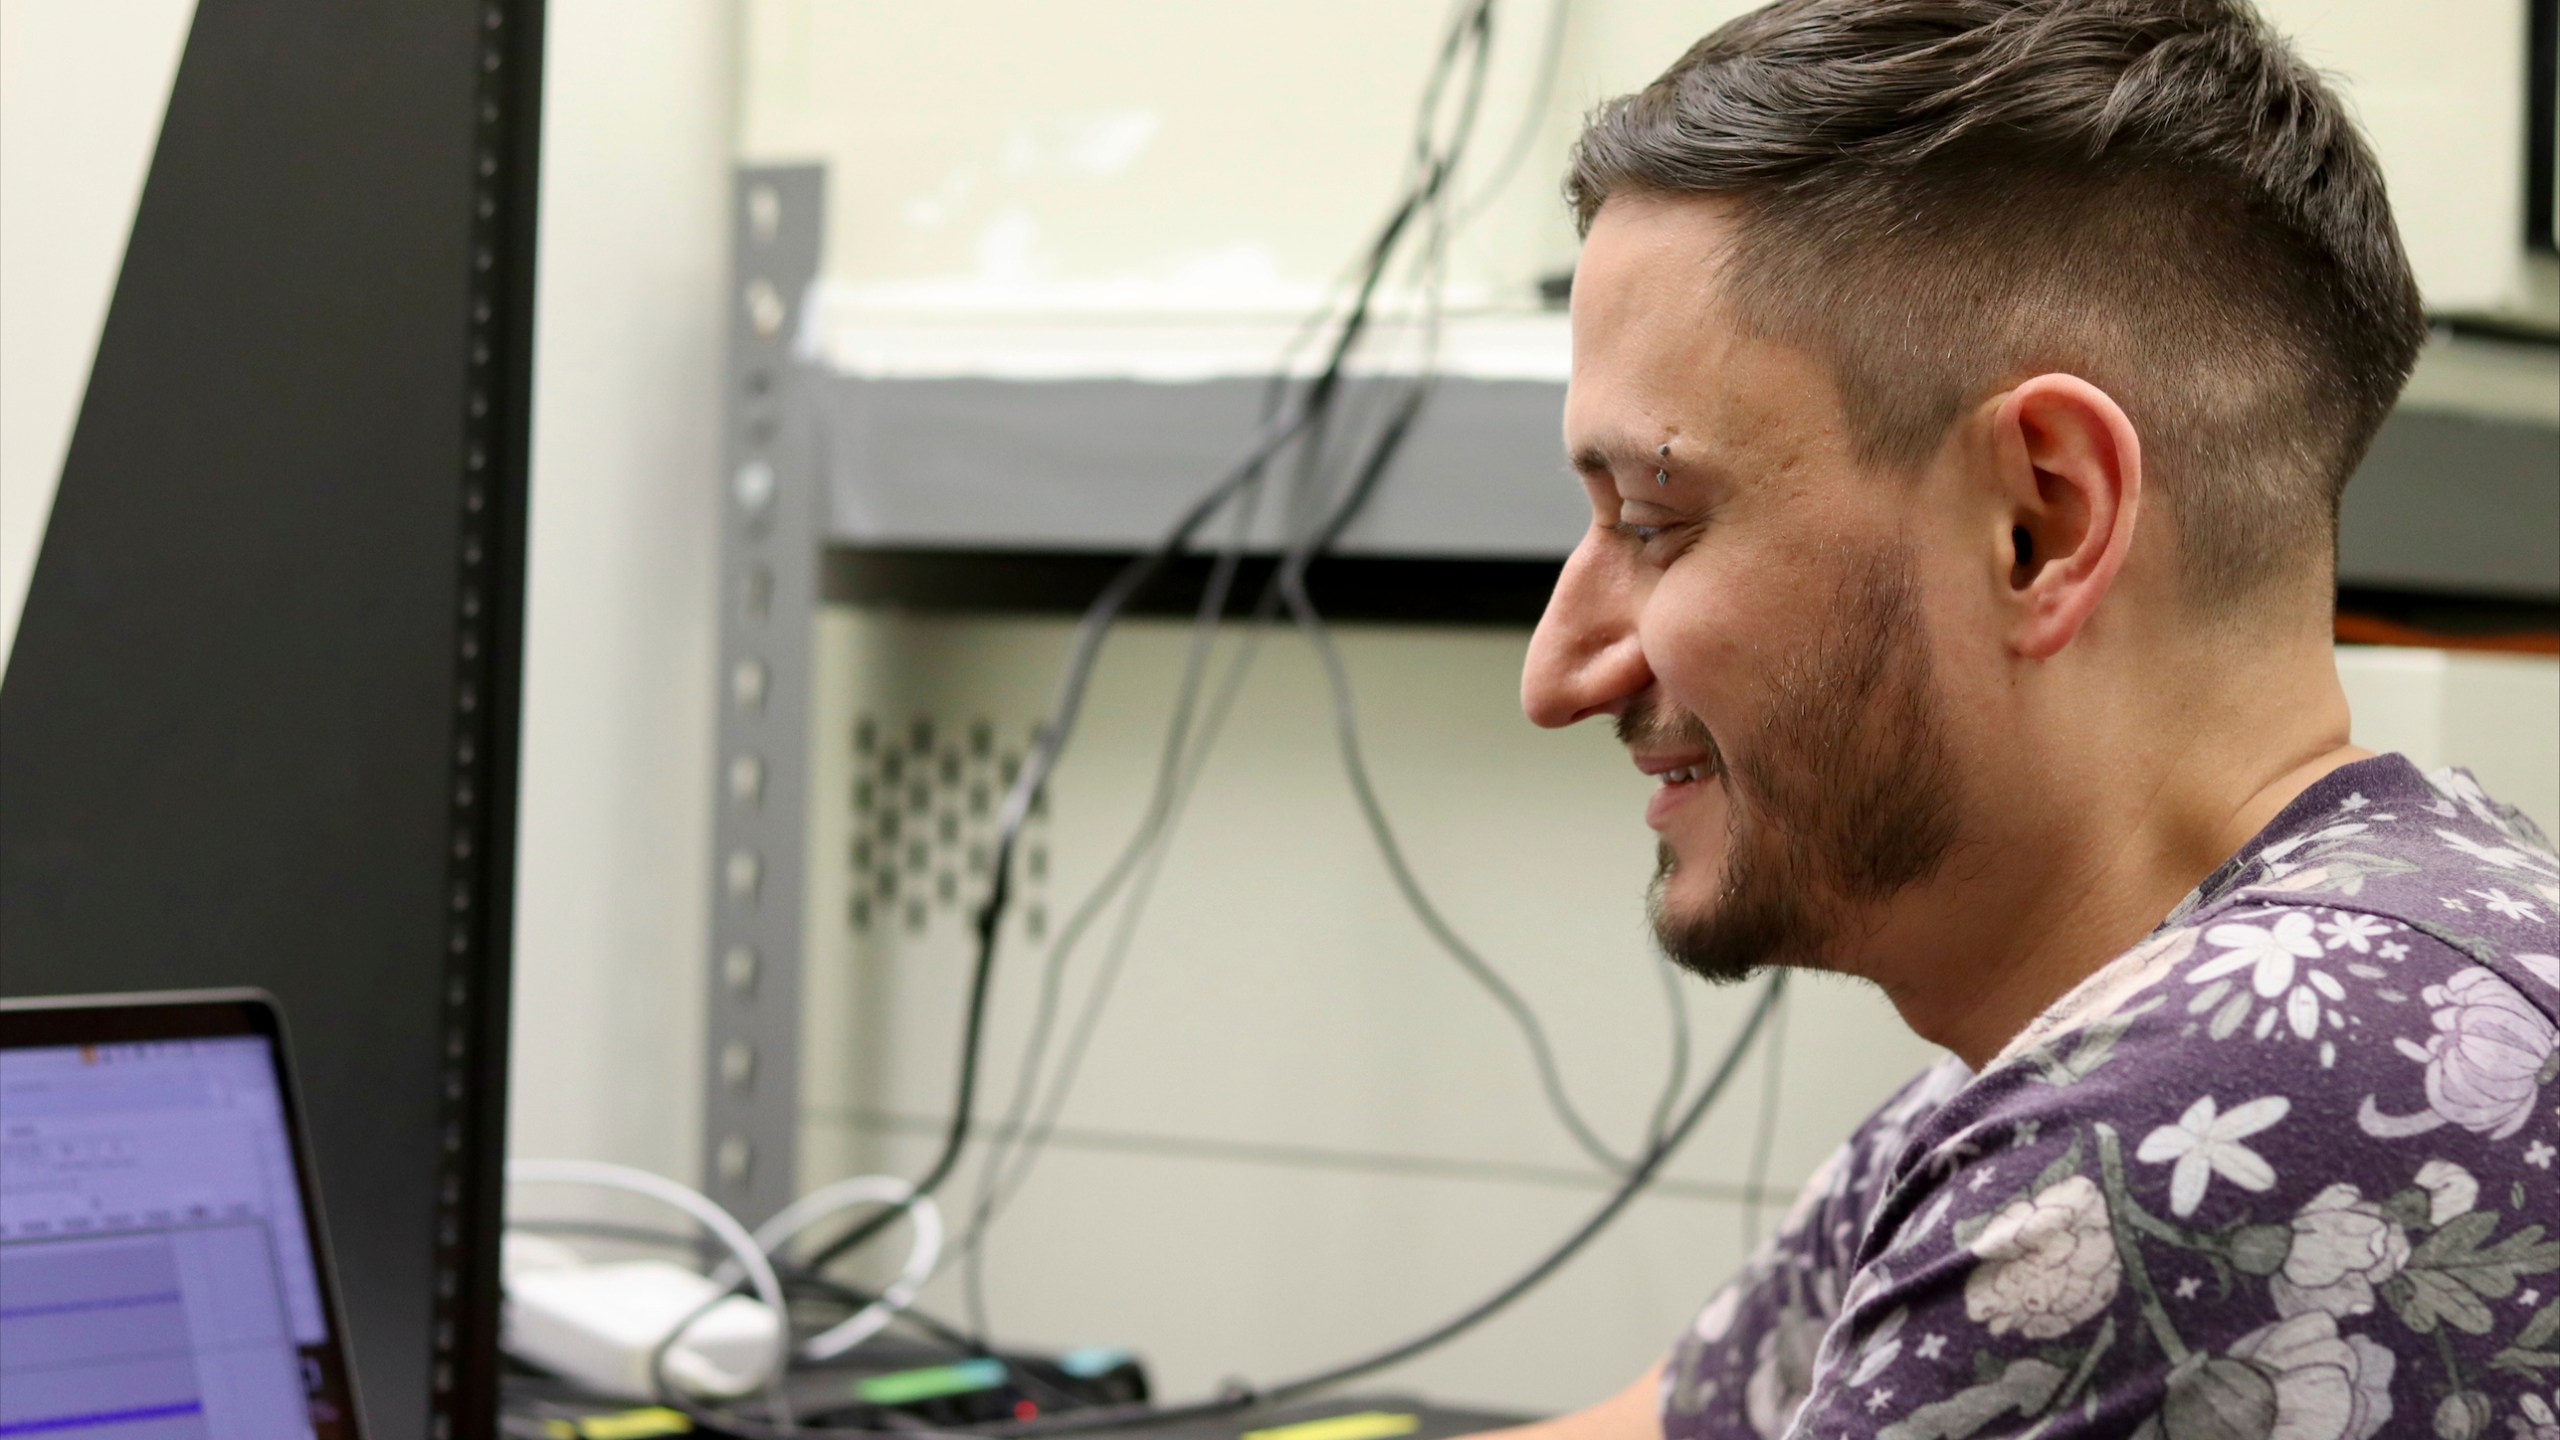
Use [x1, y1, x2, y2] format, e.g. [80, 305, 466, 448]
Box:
[1656, 765, 1711, 787]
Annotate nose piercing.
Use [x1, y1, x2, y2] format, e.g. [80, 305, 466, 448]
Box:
[1656, 443, 1670, 486]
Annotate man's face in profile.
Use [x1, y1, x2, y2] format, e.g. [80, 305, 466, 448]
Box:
[1525, 194, 1967, 984]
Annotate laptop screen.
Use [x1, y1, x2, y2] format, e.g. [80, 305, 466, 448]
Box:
[1, 1001, 359, 1440]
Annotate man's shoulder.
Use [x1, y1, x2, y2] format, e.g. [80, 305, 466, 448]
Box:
[2218, 761, 2560, 964]
[1963, 760, 2558, 1128]
[1928, 860, 2557, 1197]
[1787, 780, 2560, 1440]
[1665, 764, 2559, 1440]
[1778, 909, 2557, 1440]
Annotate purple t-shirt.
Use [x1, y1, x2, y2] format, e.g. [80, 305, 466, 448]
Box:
[1661, 754, 2560, 1440]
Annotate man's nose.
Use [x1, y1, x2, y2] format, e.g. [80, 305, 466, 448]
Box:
[1522, 541, 1651, 729]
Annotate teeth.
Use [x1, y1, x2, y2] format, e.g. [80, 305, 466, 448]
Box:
[1661, 767, 1701, 785]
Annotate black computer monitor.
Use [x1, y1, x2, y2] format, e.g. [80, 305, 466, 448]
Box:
[1, 990, 365, 1440]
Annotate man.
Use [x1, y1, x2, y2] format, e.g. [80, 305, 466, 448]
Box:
[1509, 1, 2560, 1437]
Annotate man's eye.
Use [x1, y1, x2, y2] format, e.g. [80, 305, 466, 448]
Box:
[1612, 521, 1665, 543]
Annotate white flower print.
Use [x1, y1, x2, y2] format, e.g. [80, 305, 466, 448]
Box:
[2226, 1312, 2397, 1440]
[2469, 887, 2543, 922]
[2428, 767, 2535, 841]
[2523, 954, 2560, 990]
[2136, 1094, 2291, 1218]
[2413, 1159, 2478, 1223]
[1962, 1174, 2122, 1339]
[2194, 913, 2323, 997]
[2396, 968, 2557, 1140]
[1691, 1283, 1741, 1343]
[2270, 1184, 2409, 1319]
[1845, 1305, 1906, 1386]
[2316, 913, 2391, 953]
[2438, 826, 2559, 877]
[2138, 1313, 2396, 1440]
[2517, 1392, 2560, 1440]
[2190, 911, 2349, 1042]
[1742, 1303, 1824, 1440]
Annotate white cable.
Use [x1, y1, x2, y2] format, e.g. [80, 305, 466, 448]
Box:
[506, 1158, 794, 1418]
[735, 1175, 944, 1362]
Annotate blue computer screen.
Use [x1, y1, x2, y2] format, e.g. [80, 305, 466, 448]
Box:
[0, 1037, 350, 1439]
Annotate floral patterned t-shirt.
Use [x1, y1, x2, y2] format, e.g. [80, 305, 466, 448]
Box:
[1661, 755, 2560, 1440]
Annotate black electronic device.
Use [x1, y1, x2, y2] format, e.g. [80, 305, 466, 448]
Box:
[2530, 0, 2556, 253]
[501, 1336, 1152, 1436]
[0, 2, 544, 1432]
[0, 989, 366, 1439]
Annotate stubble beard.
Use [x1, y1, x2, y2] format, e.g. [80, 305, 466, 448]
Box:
[1639, 543, 1963, 985]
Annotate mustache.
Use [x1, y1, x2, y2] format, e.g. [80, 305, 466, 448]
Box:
[1616, 698, 1722, 776]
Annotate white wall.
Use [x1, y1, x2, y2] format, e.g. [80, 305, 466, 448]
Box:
[0, 0, 736, 1190]
[501, 0, 734, 1178]
[738, 0, 2557, 325]
[0, 0, 195, 681]
[2338, 647, 2560, 837]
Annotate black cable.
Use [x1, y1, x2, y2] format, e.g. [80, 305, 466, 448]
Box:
[809, 0, 1505, 1285]
[959, 0, 1670, 1323]
[994, 973, 1791, 1438]
[958, 466, 1268, 1339]
[1449, 0, 1571, 231]
[637, 415, 1316, 1408]
[956, 0, 1616, 1306]
[794, 402, 1317, 1279]
[1257, 972, 1782, 1405]
[674, 972, 1785, 1440]
[956, 577, 1285, 1304]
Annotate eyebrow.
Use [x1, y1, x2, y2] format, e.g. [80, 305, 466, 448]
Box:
[1568, 437, 1726, 488]
[1567, 441, 1630, 479]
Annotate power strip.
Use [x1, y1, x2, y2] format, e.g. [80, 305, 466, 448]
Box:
[504, 1254, 783, 1400]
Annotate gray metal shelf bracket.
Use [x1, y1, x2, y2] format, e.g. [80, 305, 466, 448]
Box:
[704, 164, 825, 1224]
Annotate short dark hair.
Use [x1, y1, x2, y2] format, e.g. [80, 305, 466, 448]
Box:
[1567, 0, 2428, 608]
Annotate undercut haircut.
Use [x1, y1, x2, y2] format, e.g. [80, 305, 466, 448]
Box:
[1567, 0, 2428, 609]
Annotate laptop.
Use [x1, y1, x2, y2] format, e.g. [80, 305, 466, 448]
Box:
[0, 989, 364, 1439]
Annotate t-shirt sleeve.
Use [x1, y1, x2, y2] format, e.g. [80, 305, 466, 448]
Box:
[1764, 914, 2559, 1440]
[1659, 1060, 1974, 1440]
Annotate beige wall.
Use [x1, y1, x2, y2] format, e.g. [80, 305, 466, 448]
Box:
[793, 610, 2559, 1413]
[740, 0, 2555, 324]
[800, 608, 1941, 1412]
[502, 0, 734, 1179]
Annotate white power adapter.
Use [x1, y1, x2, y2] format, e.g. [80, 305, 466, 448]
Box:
[503, 1252, 784, 1401]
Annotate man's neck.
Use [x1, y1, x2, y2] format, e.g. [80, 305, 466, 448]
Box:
[1855, 654, 2367, 1070]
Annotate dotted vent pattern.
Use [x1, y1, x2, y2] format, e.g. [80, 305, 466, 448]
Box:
[847, 714, 1049, 940]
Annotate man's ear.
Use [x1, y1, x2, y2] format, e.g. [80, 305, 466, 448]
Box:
[1987, 373, 2142, 660]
